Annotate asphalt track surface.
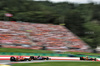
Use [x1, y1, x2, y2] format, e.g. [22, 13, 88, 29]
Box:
[0, 56, 81, 64]
[0, 60, 98, 64]
[0, 60, 46, 64]
[0, 60, 75, 64]
[0, 56, 100, 65]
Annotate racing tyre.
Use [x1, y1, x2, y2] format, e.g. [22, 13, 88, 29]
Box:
[46, 57, 49, 60]
[10, 57, 16, 61]
[94, 58, 96, 61]
[28, 58, 31, 61]
[80, 57, 84, 60]
[30, 56, 35, 60]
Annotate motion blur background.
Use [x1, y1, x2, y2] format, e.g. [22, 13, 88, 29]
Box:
[0, 0, 100, 53]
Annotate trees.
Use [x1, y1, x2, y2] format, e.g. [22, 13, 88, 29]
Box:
[84, 22, 100, 48]
[64, 10, 86, 36]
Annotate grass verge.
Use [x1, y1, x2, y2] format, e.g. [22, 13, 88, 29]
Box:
[12, 62, 100, 66]
[0, 48, 53, 53]
[0, 48, 100, 56]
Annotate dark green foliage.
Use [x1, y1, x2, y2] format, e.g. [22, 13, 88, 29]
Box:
[64, 10, 85, 36]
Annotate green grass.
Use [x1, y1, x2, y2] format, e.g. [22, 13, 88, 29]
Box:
[0, 48, 100, 56]
[0, 48, 53, 53]
[64, 52, 100, 56]
[12, 62, 100, 66]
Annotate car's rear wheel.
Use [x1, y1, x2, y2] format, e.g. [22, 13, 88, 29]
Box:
[30, 56, 35, 60]
[80, 57, 84, 60]
[46, 57, 49, 60]
[94, 58, 96, 61]
[10, 57, 16, 61]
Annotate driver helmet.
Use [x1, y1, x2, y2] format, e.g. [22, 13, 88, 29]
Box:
[38, 56, 40, 58]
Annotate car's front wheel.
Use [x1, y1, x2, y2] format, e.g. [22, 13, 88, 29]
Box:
[28, 58, 31, 61]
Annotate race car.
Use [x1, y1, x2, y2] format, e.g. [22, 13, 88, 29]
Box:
[80, 56, 96, 61]
[30, 56, 51, 60]
[10, 56, 31, 61]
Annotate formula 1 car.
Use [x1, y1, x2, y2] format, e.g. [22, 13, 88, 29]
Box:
[30, 56, 51, 60]
[10, 56, 31, 61]
[80, 57, 96, 61]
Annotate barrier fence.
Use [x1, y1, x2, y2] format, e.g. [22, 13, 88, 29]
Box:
[0, 52, 100, 58]
[0, 52, 68, 57]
